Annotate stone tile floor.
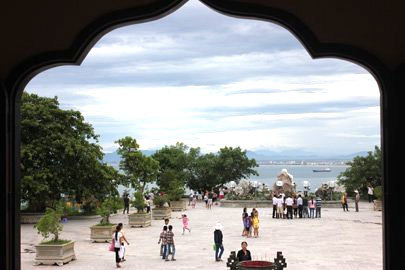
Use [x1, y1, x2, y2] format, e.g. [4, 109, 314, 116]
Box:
[21, 202, 382, 269]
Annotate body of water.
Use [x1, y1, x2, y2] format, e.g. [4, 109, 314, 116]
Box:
[249, 165, 348, 191]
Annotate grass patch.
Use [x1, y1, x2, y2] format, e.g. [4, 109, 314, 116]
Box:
[40, 239, 71, 245]
[96, 222, 115, 227]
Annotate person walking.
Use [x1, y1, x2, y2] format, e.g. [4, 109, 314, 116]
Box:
[272, 194, 278, 218]
[181, 214, 191, 235]
[204, 192, 209, 208]
[242, 212, 250, 237]
[276, 195, 283, 219]
[158, 226, 168, 259]
[192, 195, 197, 208]
[341, 193, 349, 211]
[237, 242, 252, 262]
[303, 196, 309, 218]
[165, 225, 176, 261]
[112, 225, 129, 268]
[214, 223, 224, 262]
[355, 190, 360, 212]
[208, 192, 213, 209]
[123, 194, 130, 214]
[297, 194, 303, 218]
[315, 196, 322, 218]
[242, 208, 247, 236]
[367, 185, 374, 203]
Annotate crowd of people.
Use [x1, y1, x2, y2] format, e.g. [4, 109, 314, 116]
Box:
[272, 193, 323, 219]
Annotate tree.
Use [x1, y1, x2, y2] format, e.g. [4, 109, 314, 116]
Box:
[337, 145, 382, 196]
[34, 206, 64, 242]
[21, 92, 120, 212]
[152, 142, 191, 192]
[116, 136, 159, 194]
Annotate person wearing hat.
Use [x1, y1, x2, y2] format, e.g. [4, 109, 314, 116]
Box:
[354, 190, 360, 212]
[213, 223, 224, 262]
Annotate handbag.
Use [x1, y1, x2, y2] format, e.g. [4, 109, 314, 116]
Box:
[213, 244, 217, 251]
[119, 245, 126, 259]
[109, 239, 115, 252]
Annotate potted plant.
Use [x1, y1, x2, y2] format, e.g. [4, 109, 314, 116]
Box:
[167, 179, 187, 211]
[128, 191, 152, 227]
[373, 186, 383, 211]
[34, 206, 76, 266]
[152, 193, 171, 220]
[90, 197, 120, 242]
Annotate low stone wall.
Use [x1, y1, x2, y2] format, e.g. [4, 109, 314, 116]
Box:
[220, 200, 350, 208]
[220, 200, 273, 208]
[21, 213, 44, 224]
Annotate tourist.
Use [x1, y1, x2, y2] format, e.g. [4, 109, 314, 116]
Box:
[117, 223, 127, 262]
[367, 185, 374, 203]
[192, 195, 197, 208]
[303, 196, 309, 218]
[181, 213, 191, 235]
[158, 226, 168, 259]
[123, 194, 130, 215]
[189, 192, 193, 206]
[213, 192, 218, 205]
[242, 208, 247, 236]
[293, 195, 298, 218]
[283, 197, 287, 219]
[208, 191, 213, 209]
[112, 225, 129, 268]
[164, 218, 171, 227]
[214, 223, 224, 262]
[272, 194, 278, 218]
[219, 188, 225, 200]
[276, 195, 283, 219]
[252, 211, 259, 238]
[242, 212, 250, 237]
[165, 225, 176, 261]
[237, 241, 252, 262]
[297, 194, 303, 218]
[285, 195, 294, 219]
[146, 197, 151, 213]
[248, 213, 254, 237]
[308, 197, 316, 218]
[341, 193, 349, 212]
[315, 196, 322, 218]
[204, 192, 209, 208]
[355, 190, 360, 212]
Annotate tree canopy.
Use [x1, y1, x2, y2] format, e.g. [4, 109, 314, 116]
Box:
[21, 92, 119, 212]
[337, 145, 382, 196]
[116, 136, 159, 194]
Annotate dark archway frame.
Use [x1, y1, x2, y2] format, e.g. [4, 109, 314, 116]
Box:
[1, 0, 403, 269]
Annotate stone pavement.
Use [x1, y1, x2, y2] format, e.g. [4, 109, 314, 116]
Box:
[21, 202, 382, 270]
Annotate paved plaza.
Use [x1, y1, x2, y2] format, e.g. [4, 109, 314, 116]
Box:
[21, 202, 382, 270]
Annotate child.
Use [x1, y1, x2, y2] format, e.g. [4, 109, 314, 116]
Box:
[248, 213, 254, 238]
[252, 212, 259, 238]
[181, 214, 191, 235]
[165, 225, 176, 261]
[158, 226, 168, 259]
[242, 212, 250, 237]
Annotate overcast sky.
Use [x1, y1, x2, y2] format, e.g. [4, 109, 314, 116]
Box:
[25, 0, 380, 155]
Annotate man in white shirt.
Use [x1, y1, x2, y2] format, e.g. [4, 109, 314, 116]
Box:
[367, 185, 374, 203]
[297, 195, 303, 218]
[276, 195, 283, 219]
[285, 196, 294, 219]
[272, 194, 278, 218]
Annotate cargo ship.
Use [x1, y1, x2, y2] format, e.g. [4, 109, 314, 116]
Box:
[313, 168, 331, 172]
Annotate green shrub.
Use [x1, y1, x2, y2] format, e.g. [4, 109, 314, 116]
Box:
[374, 186, 383, 200]
[153, 194, 168, 208]
[96, 196, 121, 225]
[132, 191, 146, 212]
[34, 206, 64, 243]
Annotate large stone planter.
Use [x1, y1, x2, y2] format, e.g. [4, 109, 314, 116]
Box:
[20, 213, 44, 224]
[129, 212, 151, 228]
[373, 200, 382, 211]
[152, 207, 171, 220]
[170, 200, 187, 211]
[90, 224, 116, 242]
[34, 241, 76, 266]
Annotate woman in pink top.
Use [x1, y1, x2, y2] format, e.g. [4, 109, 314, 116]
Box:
[308, 197, 316, 218]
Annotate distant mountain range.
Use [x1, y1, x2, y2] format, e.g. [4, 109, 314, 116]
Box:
[103, 149, 369, 163]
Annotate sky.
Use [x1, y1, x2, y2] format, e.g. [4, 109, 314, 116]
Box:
[25, 0, 380, 156]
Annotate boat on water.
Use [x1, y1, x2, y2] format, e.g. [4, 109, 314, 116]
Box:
[313, 168, 331, 172]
